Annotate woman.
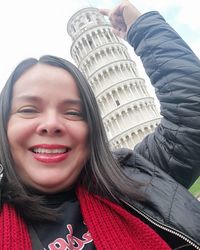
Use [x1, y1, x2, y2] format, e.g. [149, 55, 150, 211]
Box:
[0, 0, 200, 249]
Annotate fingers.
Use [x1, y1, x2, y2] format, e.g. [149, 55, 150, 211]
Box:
[99, 8, 110, 17]
[99, 7, 126, 30]
[99, 6, 127, 39]
[99, 0, 140, 40]
[111, 16, 126, 31]
[112, 28, 126, 39]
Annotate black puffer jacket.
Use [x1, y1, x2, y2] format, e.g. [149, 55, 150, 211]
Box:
[115, 11, 200, 249]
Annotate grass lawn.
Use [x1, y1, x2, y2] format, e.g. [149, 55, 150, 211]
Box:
[189, 176, 200, 197]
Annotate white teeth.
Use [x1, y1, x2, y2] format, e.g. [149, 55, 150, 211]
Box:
[32, 148, 67, 154]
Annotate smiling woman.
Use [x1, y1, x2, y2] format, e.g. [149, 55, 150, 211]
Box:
[1, 55, 145, 249]
[0, 0, 200, 249]
[7, 63, 89, 193]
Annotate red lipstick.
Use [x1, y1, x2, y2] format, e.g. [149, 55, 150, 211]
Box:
[30, 144, 70, 163]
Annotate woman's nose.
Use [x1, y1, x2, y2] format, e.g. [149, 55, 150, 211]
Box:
[36, 112, 65, 136]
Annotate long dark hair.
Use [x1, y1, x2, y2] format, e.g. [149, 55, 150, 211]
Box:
[0, 55, 142, 222]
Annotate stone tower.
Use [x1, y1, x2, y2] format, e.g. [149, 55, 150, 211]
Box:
[67, 7, 161, 149]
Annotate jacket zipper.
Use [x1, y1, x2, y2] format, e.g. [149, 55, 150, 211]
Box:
[121, 198, 200, 250]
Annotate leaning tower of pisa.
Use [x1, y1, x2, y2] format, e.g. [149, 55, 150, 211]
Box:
[67, 7, 161, 149]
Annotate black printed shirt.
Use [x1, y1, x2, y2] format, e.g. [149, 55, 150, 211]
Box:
[32, 189, 95, 250]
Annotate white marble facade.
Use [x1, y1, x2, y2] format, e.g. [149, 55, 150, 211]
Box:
[67, 7, 161, 149]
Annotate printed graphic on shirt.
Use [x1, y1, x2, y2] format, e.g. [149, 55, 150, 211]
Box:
[46, 224, 93, 250]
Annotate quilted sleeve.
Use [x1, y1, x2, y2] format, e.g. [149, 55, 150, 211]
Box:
[127, 11, 200, 188]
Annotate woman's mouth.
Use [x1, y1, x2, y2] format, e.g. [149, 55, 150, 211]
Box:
[30, 144, 71, 163]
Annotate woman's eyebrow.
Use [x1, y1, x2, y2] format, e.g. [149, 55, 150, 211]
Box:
[62, 99, 82, 106]
[14, 95, 82, 106]
[13, 95, 42, 103]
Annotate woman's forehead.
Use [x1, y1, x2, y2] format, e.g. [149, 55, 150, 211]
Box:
[11, 64, 81, 100]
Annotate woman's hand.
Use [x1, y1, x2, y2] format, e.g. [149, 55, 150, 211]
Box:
[99, 0, 141, 39]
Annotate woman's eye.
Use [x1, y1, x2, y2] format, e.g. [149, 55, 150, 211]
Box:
[16, 107, 39, 117]
[18, 108, 38, 113]
[64, 111, 83, 120]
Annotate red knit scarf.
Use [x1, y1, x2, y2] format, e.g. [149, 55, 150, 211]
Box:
[0, 187, 171, 250]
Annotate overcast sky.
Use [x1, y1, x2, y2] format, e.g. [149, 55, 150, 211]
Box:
[0, 0, 199, 91]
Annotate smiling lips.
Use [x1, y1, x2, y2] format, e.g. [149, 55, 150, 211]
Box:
[30, 144, 70, 163]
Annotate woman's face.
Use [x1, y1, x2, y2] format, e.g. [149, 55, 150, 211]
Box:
[7, 64, 89, 193]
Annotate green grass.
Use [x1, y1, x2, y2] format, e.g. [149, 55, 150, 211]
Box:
[189, 176, 200, 197]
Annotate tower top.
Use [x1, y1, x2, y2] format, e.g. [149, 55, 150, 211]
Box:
[67, 7, 109, 40]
